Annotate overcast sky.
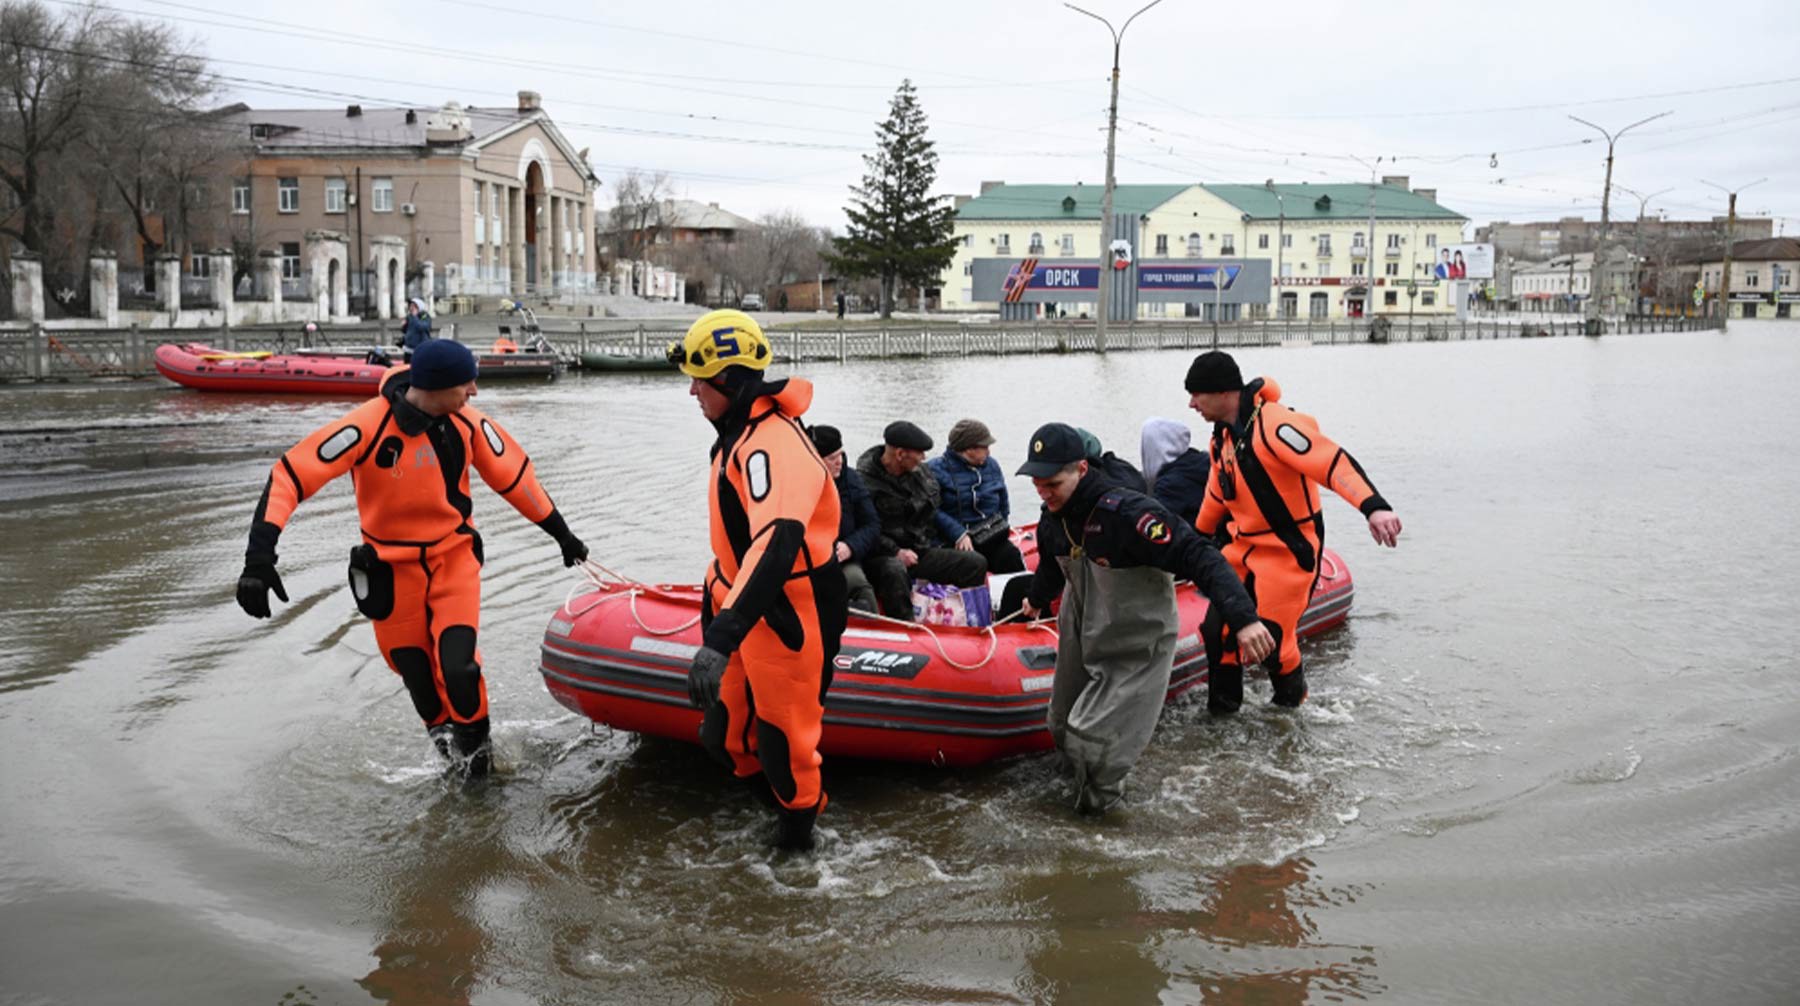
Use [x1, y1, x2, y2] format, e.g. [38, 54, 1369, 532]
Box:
[110, 0, 1800, 236]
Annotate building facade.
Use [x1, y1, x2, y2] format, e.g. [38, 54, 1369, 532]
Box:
[1697, 238, 1800, 319]
[1479, 216, 1772, 260]
[942, 178, 1467, 320]
[197, 90, 598, 309]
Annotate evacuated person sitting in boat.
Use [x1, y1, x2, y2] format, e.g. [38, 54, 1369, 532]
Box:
[810, 424, 881, 614]
[1017, 421, 1272, 816]
[928, 418, 1026, 575]
[398, 298, 432, 350]
[856, 420, 988, 618]
[1139, 417, 1212, 528]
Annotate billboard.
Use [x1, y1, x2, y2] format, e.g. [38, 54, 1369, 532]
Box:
[1424, 242, 1494, 281]
[971, 257, 1272, 305]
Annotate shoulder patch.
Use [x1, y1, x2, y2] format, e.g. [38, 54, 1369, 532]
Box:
[746, 450, 771, 501]
[317, 425, 362, 463]
[1276, 423, 1312, 454]
[1135, 511, 1172, 545]
[479, 418, 505, 456]
[1096, 489, 1126, 512]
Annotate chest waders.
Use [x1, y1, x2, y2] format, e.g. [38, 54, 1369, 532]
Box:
[1046, 554, 1180, 815]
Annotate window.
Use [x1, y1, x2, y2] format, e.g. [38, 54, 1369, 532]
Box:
[1309, 292, 1328, 318]
[1352, 231, 1366, 251]
[1280, 292, 1297, 318]
[1028, 232, 1044, 254]
[1188, 233, 1202, 255]
[1386, 233, 1401, 254]
[1280, 262, 1293, 277]
[278, 177, 299, 213]
[190, 254, 211, 278]
[1155, 234, 1169, 255]
[1220, 236, 1235, 255]
[996, 233, 1010, 253]
[325, 177, 346, 213]
[473, 181, 485, 244]
[1280, 233, 1293, 249]
[1258, 234, 1269, 250]
[1426, 233, 1438, 248]
[1746, 271, 1759, 287]
[372, 178, 394, 213]
[1385, 290, 1399, 306]
[1422, 291, 1436, 306]
[281, 242, 301, 280]
[1318, 234, 1332, 255]
[491, 188, 503, 245]
[963, 262, 973, 276]
[1060, 234, 1074, 255]
[474, 246, 483, 280]
[1385, 262, 1399, 277]
[1352, 262, 1365, 276]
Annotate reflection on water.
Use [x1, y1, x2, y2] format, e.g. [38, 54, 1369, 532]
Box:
[4, 325, 1800, 1002]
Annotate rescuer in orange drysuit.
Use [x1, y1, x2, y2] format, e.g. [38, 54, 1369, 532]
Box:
[1186, 350, 1402, 713]
[234, 339, 588, 776]
[670, 309, 847, 851]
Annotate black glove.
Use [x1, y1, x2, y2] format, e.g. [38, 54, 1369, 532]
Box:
[236, 560, 289, 619]
[556, 532, 587, 568]
[1270, 665, 1308, 708]
[687, 646, 729, 710]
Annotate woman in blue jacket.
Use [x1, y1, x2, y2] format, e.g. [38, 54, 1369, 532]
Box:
[810, 425, 881, 613]
[400, 298, 433, 351]
[928, 419, 1025, 574]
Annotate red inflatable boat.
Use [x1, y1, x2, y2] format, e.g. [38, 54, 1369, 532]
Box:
[539, 529, 1354, 766]
[154, 343, 386, 395]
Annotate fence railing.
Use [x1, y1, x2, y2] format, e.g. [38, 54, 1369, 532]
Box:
[0, 314, 1725, 382]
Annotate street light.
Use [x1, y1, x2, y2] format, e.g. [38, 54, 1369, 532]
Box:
[1700, 177, 1767, 331]
[1568, 111, 1671, 324]
[1266, 178, 1286, 336]
[1610, 182, 1672, 314]
[1346, 154, 1385, 325]
[1066, 0, 1164, 353]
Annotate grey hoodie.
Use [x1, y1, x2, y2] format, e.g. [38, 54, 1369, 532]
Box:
[1139, 417, 1192, 492]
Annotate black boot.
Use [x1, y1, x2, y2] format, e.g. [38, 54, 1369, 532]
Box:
[1208, 663, 1244, 716]
[1269, 664, 1308, 708]
[427, 723, 453, 759]
[450, 718, 492, 779]
[774, 801, 820, 852]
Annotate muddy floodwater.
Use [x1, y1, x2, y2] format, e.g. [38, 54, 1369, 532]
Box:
[3, 324, 1798, 1004]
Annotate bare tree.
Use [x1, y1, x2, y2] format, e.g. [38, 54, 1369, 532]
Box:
[0, 0, 112, 261]
[603, 169, 673, 264]
[729, 210, 829, 303]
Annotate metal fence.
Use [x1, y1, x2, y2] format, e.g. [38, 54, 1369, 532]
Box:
[0, 314, 1723, 383]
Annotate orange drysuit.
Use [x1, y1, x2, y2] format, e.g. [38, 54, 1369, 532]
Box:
[696, 377, 848, 817]
[1196, 376, 1389, 711]
[244, 367, 575, 757]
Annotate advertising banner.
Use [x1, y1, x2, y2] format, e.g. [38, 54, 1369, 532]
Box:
[1424, 242, 1494, 280]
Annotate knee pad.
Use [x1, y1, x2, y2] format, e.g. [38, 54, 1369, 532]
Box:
[755, 718, 799, 806]
[698, 702, 734, 770]
[437, 626, 483, 719]
[390, 647, 444, 725]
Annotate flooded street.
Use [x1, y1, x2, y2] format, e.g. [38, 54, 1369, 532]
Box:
[3, 324, 1798, 1004]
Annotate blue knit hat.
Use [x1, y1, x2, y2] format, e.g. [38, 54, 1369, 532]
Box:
[409, 339, 477, 390]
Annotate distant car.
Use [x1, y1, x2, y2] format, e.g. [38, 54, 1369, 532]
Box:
[740, 293, 765, 311]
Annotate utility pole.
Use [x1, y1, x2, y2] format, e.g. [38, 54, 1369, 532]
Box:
[1267, 179, 1286, 337]
[1701, 178, 1766, 331]
[1067, 0, 1163, 353]
[1348, 155, 1384, 324]
[1568, 112, 1670, 326]
[1611, 183, 1672, 314]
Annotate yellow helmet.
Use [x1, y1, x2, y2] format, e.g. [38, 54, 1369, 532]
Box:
[667, 309, 773, 379]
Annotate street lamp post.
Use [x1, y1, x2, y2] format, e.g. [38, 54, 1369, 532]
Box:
[1701, 177, 1767, 331]
[1066, 0, 1164, 354]
[1347, 155, 1384, 326]
[1611, 183, 1672, 315]
[1266, 179, 1286, 338]
[1568, 111, 1671, 326]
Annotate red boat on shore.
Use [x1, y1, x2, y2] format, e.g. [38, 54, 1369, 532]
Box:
[539, 530, 1355, 767]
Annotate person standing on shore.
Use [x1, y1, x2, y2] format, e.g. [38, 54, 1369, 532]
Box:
[1018, 422, 1272, 815]
[399, 298, 432, 350]
[670, 310, 848, 851]
[233, 339, 588, 777]
[1185, 350, 1402, 714]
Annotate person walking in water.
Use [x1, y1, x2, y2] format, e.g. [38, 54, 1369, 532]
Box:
[1018, 422, 1273, 815]
[1185, 350, 1401, 714]
[669, 309, 848, 851]
[234, 339, 589, 777]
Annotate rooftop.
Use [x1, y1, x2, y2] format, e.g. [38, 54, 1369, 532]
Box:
[954, 182, 1466, 222]
[214, 102, 530, 151]
[951, 184, 1191, 221]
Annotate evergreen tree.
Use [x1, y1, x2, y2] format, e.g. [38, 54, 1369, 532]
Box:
[824, 80, 958, 319]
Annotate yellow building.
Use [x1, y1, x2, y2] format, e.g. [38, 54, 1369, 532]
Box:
[943, 179, 1468, 320]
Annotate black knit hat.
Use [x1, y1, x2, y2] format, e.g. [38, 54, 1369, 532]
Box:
[409, 339, 478, 390]
[1184, 350, 1243, 394]
[883, 420, 932, 452]
[809, 424, 843, 457]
